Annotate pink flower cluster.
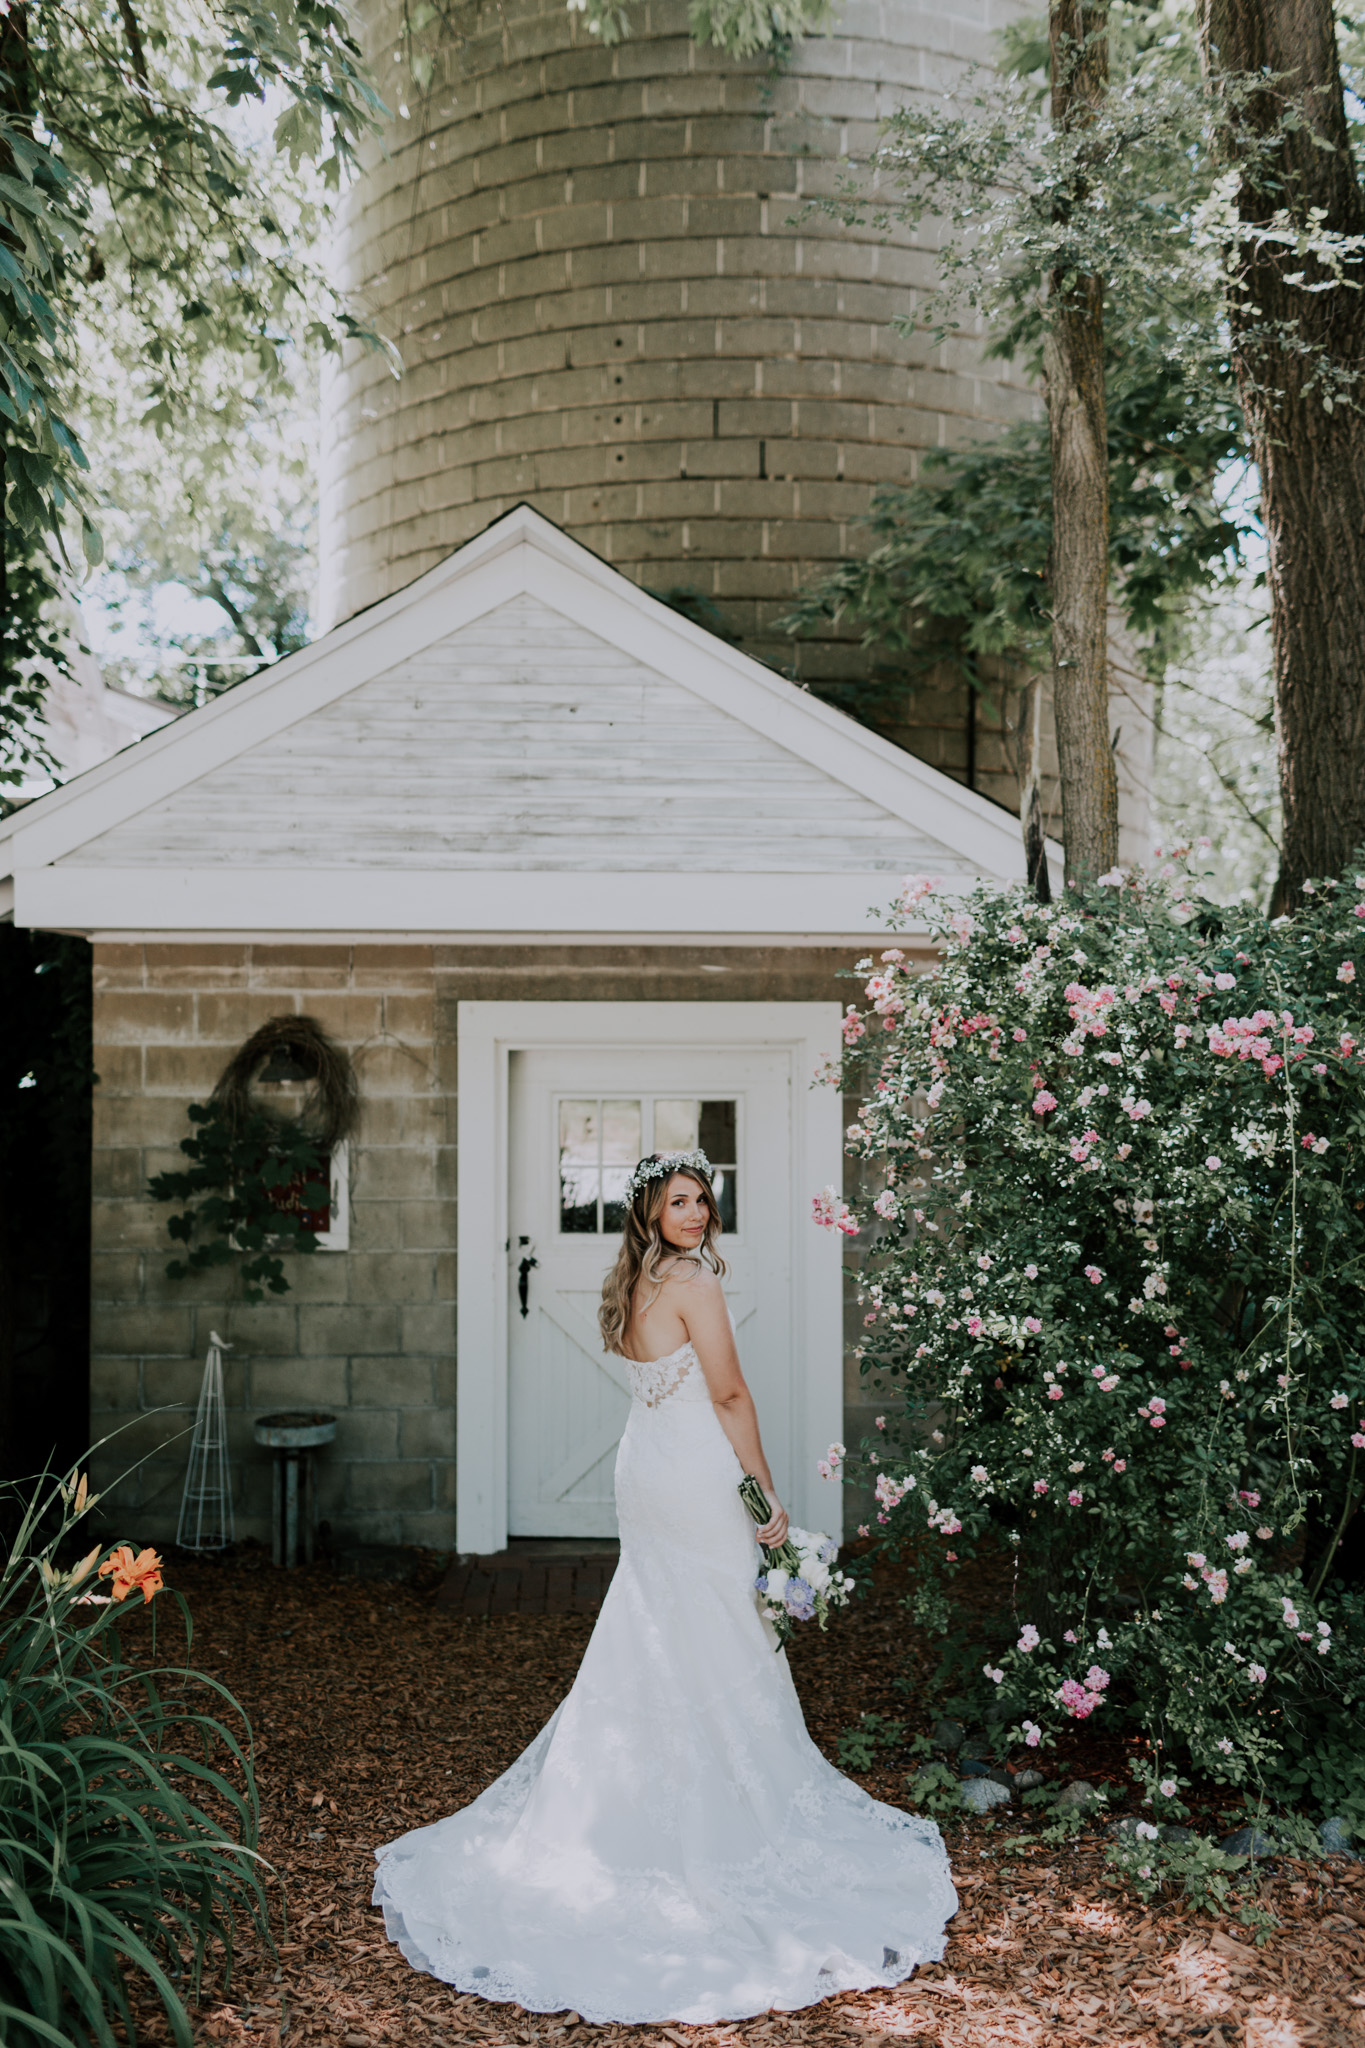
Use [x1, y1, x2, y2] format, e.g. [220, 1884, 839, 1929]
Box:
[864, 968, 906, 1031]
[1058, 1675, 1107, 1719]
[1062, 981, 1116, 1037]
[841, 1005, 866, 1045]
[811, 1186, 858, 1236]
[897, 874, 938, 911]
[1207, 1008, 1315, 1078]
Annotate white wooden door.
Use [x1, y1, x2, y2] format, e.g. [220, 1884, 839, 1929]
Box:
[507, 1046, 793, 1537]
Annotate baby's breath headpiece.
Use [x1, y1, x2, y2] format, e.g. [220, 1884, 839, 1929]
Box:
[623, 1150, 712, 1206]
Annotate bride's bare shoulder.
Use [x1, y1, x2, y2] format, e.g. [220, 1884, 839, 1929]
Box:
[660, 1260, 724, 1314]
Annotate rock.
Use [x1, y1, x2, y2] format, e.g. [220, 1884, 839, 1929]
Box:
[1158, 1824, 1196, 1845]
[932, 1718, 965, 1753]
[1322, 1816, 1360, 1858]
[961, 1776, 1011, 1814]
[1219, 1826, 1277, 1858]
[1014, 1769, 1045, 1790]
[959, 1756, 994, 1779]
[983, 1702, 1010, 1729]
[1054, 1780, 1100, 1813]
[986, 1766, 1014, 1789]
[959, 1734, 993, 1761]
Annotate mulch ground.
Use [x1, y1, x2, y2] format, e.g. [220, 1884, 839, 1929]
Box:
[120, 1547, 1365, 2048]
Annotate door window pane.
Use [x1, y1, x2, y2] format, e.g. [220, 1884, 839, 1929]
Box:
[654, 1099, 699, 1152]
[559, 1099, 641, 1233]
[652, 1099, 738, 1234]
[699, 1099, 736, 1163]
[602, 1100, 641, 1233]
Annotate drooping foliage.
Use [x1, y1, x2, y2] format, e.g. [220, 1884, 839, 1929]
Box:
[1, 0, 389, 557]
[148, 1103, 330, 1303]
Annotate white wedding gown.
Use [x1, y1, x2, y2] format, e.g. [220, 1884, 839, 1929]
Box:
[372, 1339, 958, 2022]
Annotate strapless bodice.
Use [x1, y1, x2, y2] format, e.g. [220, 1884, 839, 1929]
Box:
[623, 1340, 712, 1409]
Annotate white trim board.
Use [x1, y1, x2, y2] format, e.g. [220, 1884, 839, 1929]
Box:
[0, 505, 1062, 899]
[51, 928, 941, 952]
[14, 868, 939, 937]
[455, 1000, 844, 1556]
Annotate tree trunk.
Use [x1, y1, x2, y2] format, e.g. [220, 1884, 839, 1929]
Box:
[1197, 0, 1365, 903]
[1046, 0, 1119, 890]
[1017, 673, 1053, 901]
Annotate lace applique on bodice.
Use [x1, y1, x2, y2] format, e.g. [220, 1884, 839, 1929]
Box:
[624, 1341, 711, 1409]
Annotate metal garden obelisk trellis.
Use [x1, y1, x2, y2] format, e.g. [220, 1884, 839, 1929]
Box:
[177, 1331, 235, 1552]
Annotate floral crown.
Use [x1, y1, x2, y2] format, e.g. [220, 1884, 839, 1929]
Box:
[623, 1150, 713, 1207]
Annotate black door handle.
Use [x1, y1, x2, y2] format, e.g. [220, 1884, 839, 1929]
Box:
[517, 1248, 539, 1318]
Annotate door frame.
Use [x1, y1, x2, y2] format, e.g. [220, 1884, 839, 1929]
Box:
[456, 1001, 844, 1556]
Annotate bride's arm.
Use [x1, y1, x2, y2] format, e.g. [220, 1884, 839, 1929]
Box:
[673, 1267, 790, 1547]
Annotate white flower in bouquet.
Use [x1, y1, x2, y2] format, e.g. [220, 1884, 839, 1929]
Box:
[737, 1476, 854, 1648]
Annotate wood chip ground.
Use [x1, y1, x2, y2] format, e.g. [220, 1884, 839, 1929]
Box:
[118, 1553, 1365, 2047]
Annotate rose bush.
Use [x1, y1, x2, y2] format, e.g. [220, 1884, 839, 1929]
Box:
[824, 847, 1365, 1819]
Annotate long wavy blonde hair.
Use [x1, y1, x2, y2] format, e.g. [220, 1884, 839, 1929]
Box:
[599, 1162, 726, 1355]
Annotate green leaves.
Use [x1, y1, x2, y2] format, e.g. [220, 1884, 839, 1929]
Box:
[562, 0, 833, 55]
[0, 1462, 270, 2047]
[149, 1100, 329, 1303]
[2, 1, 390, 564]
[832, 847, 1365, 1803]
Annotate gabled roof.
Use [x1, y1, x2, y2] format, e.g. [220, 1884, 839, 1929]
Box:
[0, 506, 1059, 938]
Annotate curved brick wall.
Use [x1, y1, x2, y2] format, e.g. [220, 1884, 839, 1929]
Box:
[318, 0, 1034, 716]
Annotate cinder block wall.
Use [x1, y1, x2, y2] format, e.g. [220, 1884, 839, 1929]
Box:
[90, 944, 454, 1549]
[89, 941, 890, 1553]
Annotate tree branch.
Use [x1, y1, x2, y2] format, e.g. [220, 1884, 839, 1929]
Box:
[114, 0, 148, 86]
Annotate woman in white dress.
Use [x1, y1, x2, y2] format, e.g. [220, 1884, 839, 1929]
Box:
[373, 1150, 957, 2023]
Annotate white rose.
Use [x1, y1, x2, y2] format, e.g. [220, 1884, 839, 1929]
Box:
[804, 1560, 831, 1593]
[766, 1568, 790, 1601]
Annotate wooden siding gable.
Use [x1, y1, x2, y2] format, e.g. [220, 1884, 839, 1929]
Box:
[1, 508, 1057, 930]
[59, 592, 977, 878]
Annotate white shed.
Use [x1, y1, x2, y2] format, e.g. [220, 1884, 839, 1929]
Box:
[0, 506, 1055, 1554]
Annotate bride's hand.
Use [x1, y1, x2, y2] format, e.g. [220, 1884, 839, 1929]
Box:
[756, 1500, 789, 1547]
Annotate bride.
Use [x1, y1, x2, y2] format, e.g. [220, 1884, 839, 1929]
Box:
[373, 1150, 958, 2022]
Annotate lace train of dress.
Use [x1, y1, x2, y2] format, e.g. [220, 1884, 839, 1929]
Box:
[372, 1341, 958, 2022]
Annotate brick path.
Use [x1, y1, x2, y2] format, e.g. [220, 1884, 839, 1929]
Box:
[435, 1543, 618, 1617]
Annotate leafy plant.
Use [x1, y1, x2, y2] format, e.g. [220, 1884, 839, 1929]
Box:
[565, 0, 835, 54]
[778, 333, 1248, 725]
[1002, 1781, 1112, 1848]
[0, 542, 70, 801]
[821, 846, 1365, 1813]
[835, 1712, 907, 1771]
[148, 1100, 329, 1303]
[0, 1460, 269, 2045]
[906, 1760, 962, 1817]
[1105, 1826, 1251, 1916]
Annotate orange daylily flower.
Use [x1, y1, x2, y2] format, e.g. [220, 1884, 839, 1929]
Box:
[98, 1544, 164, 1605]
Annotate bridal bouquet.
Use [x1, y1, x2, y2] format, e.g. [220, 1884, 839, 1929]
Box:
[738, 1474, 854, 1648]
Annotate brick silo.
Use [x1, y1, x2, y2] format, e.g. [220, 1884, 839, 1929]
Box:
[319, 0, 1149, 842]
